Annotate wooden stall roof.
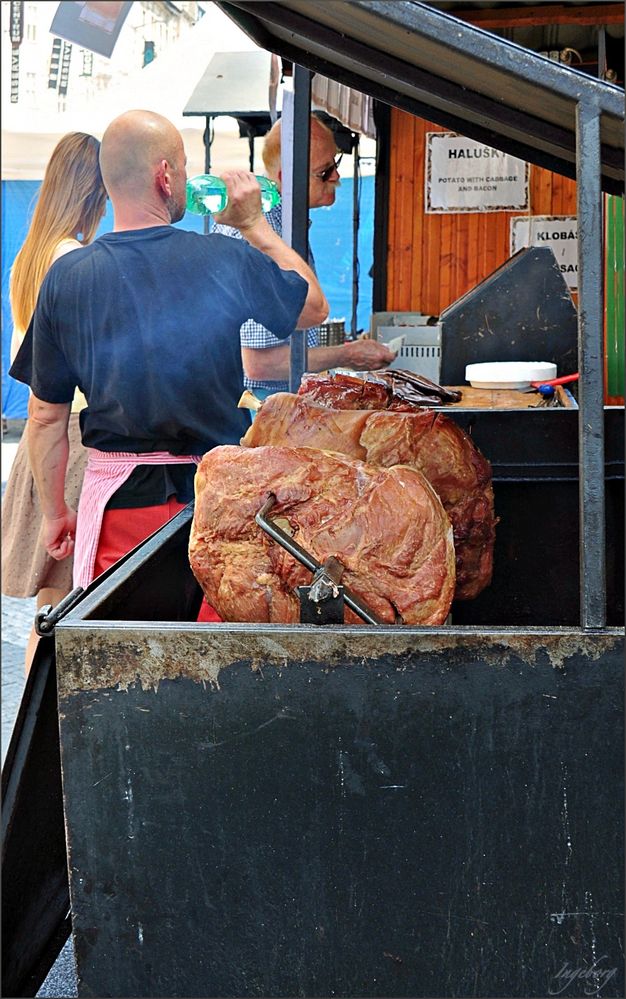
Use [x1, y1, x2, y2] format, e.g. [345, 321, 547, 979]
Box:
[216, 0, 624, 193]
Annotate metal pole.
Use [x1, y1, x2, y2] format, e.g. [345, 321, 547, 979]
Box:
[372, 102, 391, 314]
[288, 64, 311, 392]
[597, 25, 606, 80]
[575, 101, 606, 629]
[351, 134, 360, 337]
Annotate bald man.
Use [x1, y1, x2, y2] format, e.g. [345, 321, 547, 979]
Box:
[11, 110, 327, 596]
[214, 115, 394, 401]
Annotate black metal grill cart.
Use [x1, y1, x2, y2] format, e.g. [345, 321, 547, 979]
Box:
[2, 3, 623, 996]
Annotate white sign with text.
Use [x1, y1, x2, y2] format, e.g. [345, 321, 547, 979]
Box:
[510, 215, 578, 290]
[426, 133, 528, 213]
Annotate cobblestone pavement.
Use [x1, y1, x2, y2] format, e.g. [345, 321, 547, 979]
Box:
[1, 434, 32, 762]
[1, 593, 33, 762]
[2, 438, 78, 997]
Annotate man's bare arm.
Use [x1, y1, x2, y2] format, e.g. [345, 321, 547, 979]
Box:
[215, 171, 328, 330]
[242, 337, 396, 382]
[27, 395, 76, 561]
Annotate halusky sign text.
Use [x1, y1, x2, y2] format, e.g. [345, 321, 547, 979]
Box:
[426, 133, 528, 213]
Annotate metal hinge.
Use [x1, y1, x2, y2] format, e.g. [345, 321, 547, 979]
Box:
[35, 587, 85, 637]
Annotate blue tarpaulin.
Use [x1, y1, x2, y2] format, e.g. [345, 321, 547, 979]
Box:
[2, 175, 373, 418]
[308, 173, 374, 333]
[2, 185, 118, 419]
[2, 181, 40, 419]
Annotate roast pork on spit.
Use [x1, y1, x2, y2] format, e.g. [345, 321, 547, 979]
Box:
[241, 391, 496, 600]
[189, 444, 455, 625]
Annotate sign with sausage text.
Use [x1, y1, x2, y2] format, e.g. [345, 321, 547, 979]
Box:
[511, 215, 578, 290]
[426, 133, 528, 213]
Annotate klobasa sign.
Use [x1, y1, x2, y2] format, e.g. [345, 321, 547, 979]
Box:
[511, 216, 578, 290]
[426, 133, 528, 212]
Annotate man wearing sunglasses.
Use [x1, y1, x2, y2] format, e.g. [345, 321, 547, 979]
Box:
[214, 114, 395, 402]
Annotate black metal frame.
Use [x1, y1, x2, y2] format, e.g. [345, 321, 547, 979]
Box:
[371, 100, 391, 314]
[286, 65, 311, 391]
[576, 102, 608, 627]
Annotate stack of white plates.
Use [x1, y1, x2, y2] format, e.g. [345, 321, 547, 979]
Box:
[465, 361, 557, 390]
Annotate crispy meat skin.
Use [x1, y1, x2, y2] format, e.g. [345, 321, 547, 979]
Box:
[242, 393, 495, 600]
[299, 370, 462, 409]
[189, 445, 455, 625]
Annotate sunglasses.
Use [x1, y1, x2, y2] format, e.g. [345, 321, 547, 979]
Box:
[311, 154, 343, 182]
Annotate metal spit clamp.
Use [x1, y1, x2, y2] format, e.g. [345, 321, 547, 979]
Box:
[255, 494, 384, 626]
[298, 555, 346, 625]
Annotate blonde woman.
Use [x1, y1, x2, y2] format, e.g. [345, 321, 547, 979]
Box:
[2, 132, 107, 671]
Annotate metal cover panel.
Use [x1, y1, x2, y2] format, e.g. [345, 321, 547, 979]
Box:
[183, 49, 273, 117]
[217, 0, 624, 192]
[55, 624, 624, 997]
[439, 245, 579, 384]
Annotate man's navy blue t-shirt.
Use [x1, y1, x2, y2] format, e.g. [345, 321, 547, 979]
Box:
[11, 225, 307, 506]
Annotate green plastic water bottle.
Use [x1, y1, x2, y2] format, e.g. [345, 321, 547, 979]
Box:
[186, 174, 281, 216]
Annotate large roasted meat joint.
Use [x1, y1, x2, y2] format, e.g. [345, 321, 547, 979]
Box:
[189, 444, 456, 625]
[242, 388, 496, 600]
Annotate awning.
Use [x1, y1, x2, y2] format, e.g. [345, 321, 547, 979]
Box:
[216, 0, 624, 194]
[311, 76, 376, 138]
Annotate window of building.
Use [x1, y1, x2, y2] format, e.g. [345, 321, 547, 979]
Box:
[25, 3, 37, 39]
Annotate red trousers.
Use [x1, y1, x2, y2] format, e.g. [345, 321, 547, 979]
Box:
[95, 500, 222, 622]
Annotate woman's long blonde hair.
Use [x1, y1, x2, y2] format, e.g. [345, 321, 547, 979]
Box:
[10, 132, 107, 335]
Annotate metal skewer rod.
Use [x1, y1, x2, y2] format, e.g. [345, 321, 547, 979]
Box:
[255, 495, 385, 626]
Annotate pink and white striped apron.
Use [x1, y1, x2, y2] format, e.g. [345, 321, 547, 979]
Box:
[73, 449, 202, 589]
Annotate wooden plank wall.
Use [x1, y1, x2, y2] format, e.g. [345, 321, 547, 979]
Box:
[385, 110, 578, 316]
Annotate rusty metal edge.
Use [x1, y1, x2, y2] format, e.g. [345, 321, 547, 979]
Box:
[55, 623, 624, 697]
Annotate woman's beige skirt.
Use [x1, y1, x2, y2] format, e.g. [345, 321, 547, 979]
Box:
[1, 413, 87, 598]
